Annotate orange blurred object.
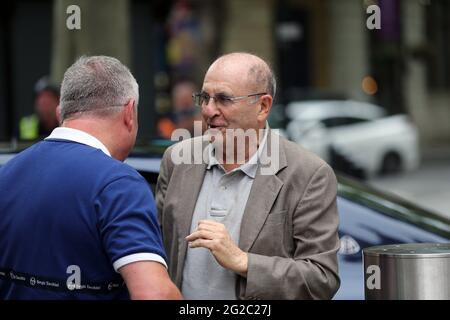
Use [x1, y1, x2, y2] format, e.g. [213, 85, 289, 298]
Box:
[362, 76, 378, 95]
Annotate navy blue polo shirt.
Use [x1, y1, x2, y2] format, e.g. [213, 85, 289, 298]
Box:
[0, 128, 167, 299]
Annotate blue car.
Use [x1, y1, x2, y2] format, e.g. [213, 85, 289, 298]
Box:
[1, 148, 449, 300]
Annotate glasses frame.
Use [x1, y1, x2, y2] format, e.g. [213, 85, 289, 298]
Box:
[192, 91, 268, 108]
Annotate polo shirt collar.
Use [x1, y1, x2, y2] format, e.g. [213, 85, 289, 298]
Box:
[207, 123, 269, 179]
[45, 127, 112, 157]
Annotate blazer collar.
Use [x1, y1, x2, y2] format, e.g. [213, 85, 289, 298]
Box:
[175, 162, 207, 285]
[239, 130, 288, 251]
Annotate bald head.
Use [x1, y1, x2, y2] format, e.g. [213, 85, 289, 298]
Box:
[208, 53, 276, 98]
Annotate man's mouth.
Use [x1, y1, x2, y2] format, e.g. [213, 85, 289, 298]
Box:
[208, 124, 226, 130]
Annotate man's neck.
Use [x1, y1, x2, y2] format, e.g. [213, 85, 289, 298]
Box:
[62, 119, 125, 161]
[218, 126, 266, 173]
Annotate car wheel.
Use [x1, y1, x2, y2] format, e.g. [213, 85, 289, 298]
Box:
[380, 152, 402, 175]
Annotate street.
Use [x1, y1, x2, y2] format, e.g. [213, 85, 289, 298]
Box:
[368, 147, 450, 219]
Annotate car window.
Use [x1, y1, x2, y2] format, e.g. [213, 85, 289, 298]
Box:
[321, 117, 369, 128]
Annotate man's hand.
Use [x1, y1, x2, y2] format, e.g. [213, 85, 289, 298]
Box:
[186, 220, 248, 277]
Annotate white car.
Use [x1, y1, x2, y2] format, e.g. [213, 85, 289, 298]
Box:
[285, 100, 420, 177]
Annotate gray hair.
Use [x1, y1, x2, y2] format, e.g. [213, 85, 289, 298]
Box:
[248, 62, 277, 99]
[60, 56, 139, 121]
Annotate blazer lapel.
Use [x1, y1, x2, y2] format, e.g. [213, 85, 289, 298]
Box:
[175, 163, 207, 283]
[239, 130, 288, 252]
[239, 174, 283, 252]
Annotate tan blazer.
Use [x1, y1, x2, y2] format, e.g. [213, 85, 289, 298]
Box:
[156, 130, 340, 299]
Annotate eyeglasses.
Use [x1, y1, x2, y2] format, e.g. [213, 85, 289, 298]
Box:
[192, 91, 267, 108]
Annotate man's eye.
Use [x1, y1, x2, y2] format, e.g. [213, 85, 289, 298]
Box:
[216, 94, 233, 104]
[200, 93, 210, 102]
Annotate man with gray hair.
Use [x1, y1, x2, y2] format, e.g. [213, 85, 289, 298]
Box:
[0, 56, 182, 300]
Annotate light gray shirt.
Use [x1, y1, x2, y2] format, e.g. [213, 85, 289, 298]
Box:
[181, 128, 268, 300]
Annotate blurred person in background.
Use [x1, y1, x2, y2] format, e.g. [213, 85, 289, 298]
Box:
[18, 76, 60, 141]
[157, 80, 204, 139]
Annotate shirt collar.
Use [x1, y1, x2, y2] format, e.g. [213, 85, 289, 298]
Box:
[207, 123, 269, 179]
[45, 127, 112, 157]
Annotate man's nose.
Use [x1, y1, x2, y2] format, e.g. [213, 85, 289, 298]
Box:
[201, 97, 221, 117]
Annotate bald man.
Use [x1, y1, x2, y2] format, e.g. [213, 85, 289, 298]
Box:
[156, 52, 340, 300]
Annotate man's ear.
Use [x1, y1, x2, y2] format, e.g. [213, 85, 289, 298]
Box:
[123, 99, 135, 132]
[56, 105, 62, 124]
[257, 95, 273, 122]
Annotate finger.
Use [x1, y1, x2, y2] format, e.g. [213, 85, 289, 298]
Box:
[198, 220, 226, 232]
[197, 224, 218, 233]
[198, 219, 223, 227]
[185, 230, 216, 241]
[188, 238, 215, 249]
[196, 224, 217, 233]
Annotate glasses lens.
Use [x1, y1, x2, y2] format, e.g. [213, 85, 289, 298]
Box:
[215, 94, 233, 106]
[200, 93, 210, 106]
[193, 93, 203, 107]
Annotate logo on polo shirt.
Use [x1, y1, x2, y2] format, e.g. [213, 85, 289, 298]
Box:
[9, 271, 25, 282]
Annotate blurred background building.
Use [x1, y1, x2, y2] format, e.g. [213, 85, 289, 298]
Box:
[1, 0, 449, 146]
